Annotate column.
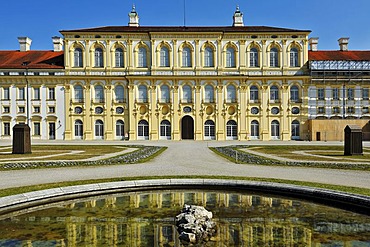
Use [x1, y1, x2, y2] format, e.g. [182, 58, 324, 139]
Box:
[194, 84, 202, 140]
[150, 84, 159, 140]
[172, 39, 178, 70]
[261, 85, 269, 140]
[64, 84, 72, 140]
[239, 40, 246, 70]
[84, 82, 93, 140]
[172, 83, 180, 140]
[239, 83, 247, 140]
[281, 84, 290, 140]
[128, 83, 136, 140]
[105, 83, 113, 140]
[216, 84, 225, 140]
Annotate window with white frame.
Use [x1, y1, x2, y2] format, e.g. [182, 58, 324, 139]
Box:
[19, 106, 25, 113]
[204, 120, 215, 139]
[227, 85, 236, 103]
[290, 86, 299, 102]
[115, 85, 124, 103]
[116, 120, 124, 138]
[226, 120, 237, 139]
[34, 106, 40, 113]
[18, 87, 25, 100]
[226, 47, 236, 68]
[115, 48, 124, 67]
[251, 120, 259, 138]
[95, 48, 104, 67]
[182, 85, 192, 103]
[204, 85, 214, 103]
[160, 85, 170, 103]
[290, 48, 299, 67]
[250, 86, 259, 101]
[291, 120, 300, 139]
[74, 85, 84, 102]
[250, 48, 259, 67]
[271, 120, 280, 139]
[138, 120, 149, 138]
[160, 120, 171, 138]
[75, 120, 83, 138]
[95, 85, 104, 103]
[332, 88, 339, 100]
[33, 87, 40, 100]
[33, 122, 40, 136]
[318, 107, 325, 114]
[3, 122, 10, 136]
[138, 85, 148, 103]
[333, 107, 340, 114]
[138, 47, 147, 68]
[160, 46, 170, 67]
[48, 87, 55, 100]
[270, 86, 279, 101]
[95, 120, 104, 139]
[270, 48, 279, 67]
[3, 106, 9, 113]
[204, 47, 214, 67]
[318, 88, 325, 100]
[363, 88, 369, 100]
[74, 48, 83, 67]
[3, 87, 10, 100]
[182, 47, 191, 67]
[347, 88, 354, 100]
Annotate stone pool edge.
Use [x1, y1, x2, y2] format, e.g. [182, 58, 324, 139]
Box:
[0, 179, 369, 216]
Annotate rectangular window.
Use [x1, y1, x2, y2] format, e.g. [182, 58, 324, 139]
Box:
[34, 106, 40, 113]
[362, 107, 369, 114]
[49, 106, 55, 113]
[347, 88, 354, 100]
[363, 88, 369, 100]
[3, 87, 10, 100]
[33, 87, 40, 100]
[333, 107, 340, 114]
[3, 106, 10, 113]
[34, 122, 41, 136]
[48, 88, 55, 100]
[318, 107, 325, 114]
[19, 87, 25, 100]
[4, 122, 10, 136]
[19, 106, 25, 113]
[332, 88, 339, 100]
[348, 107, 355, 114]
[318, 88, 325, 100]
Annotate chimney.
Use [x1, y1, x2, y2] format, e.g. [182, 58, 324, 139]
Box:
[232, 5, 244, 27]
[18, 37, 32, 51]
[308, 37, 319, 51]
[52, 36, 63, 52]
[128, 4, 139, 27]
[338, 37, 349, 51]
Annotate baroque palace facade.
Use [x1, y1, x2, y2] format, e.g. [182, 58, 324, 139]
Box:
[0, 7, 370, 141]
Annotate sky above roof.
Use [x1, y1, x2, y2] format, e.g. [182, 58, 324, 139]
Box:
[1, 0, 369, 51]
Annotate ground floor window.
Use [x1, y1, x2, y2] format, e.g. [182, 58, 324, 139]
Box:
[204, 120, 215, 140]
[75, 120, 83, 139]
[138, 120, 149, 140]
[291, 120, 300, 140]
[95, 120, 104, 139]
[33, 122, 40, 136]
[116, 120, 124, 139]
[160, 120, 171, 139]
[3, 122, 10, 136]
[251, 120, 259, 139]
[226, 120, 237, 140]
[49, 122, 55, 140]
[271, 120, 280, 140]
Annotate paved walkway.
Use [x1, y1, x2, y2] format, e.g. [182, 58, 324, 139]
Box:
[0, 140, 369, 190]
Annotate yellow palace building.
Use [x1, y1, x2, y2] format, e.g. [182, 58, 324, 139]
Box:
[60, 6, 311, 141]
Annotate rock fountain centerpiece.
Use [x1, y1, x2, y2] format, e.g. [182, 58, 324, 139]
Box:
[175, 204, 217, 246]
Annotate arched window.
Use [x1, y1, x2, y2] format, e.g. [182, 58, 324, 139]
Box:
[204, 85, 214, 103]
[182, 47, 191, 67]
[271, 120, 280, 139]
[115, 85, 124, 103]
[290, 48, 299, 67]
[74, 85, 84, 102]
[95, 48, 104, 67]
[138, 85, 148, 103]
[226, 120, 237, 140]
[227, 85, 236, 103]
[291, 120, 300, 140]
[116, 120, 124, 139]
[251, 120, 259, 139]
[138, 47, 147, 67]
[250, 48, 259, 67]
[270, 47, 279, 67]
[204, 47, 214, 67]
[250, 86, 259, 101]
[95, 120, 104, 139]
[160, 85, 170, 103]
[204, 120, 215, 140]
[160, 120, 171, 139]
[74, 48, 83, 67]
[74, 120, 83, 139]
[270, 85, 279, 101]
[138, 120, 149, 140]
[95, 85, 104, 103]
[226, 47, 236, 68]
[160, 46, 170, 67]
[290, 85, 299, 102]
[115, 48, 124, 67]
[182, 85, 192, 103]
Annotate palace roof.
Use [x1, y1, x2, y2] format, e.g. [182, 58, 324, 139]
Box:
[0, 51, 64, 69]
[60, 25, 311, 34]
[309, 51, 370, 61]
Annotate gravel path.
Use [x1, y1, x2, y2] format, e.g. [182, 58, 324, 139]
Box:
[0, 140, 369, 190]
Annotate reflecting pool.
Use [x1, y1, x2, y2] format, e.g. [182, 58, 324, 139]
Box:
[0, 190, 369, 246]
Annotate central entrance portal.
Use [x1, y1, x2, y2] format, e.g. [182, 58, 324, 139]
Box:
[181, 116, 194, 140]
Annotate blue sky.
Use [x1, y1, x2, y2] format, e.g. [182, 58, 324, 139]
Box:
[1, 0, 369, 51]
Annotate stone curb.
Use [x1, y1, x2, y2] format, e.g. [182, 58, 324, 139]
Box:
[0, 179, 369, 216]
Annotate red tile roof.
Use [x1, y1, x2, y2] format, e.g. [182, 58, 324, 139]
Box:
[60, 25, 311, 33]
[309, 51, 370, 61]
[0, 51, 64, 69]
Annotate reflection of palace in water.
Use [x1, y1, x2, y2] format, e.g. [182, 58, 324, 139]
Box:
[1, 191, 369, 246]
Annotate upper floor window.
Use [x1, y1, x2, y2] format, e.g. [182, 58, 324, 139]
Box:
[160, 85, 170, 103]
[74, 85, 84, 102]
[3, 87, 10, 100]
[33, 87, 40, 100]
[290, 48, 299, 67]
[138, 85, 148, 103]
[347, 88, 354, 100]
[115, 85, 124, 102]
[270, 85, 279, 101]
[332, 88, 339, 100]
[95, 85, 104, 103]
[160, 47, 170, 67]
[204, 85, 214, 103]
[95, 48, 104, 67]
[290, 86, 299, 102]
[250, 48, 259, 67]
[250, 86, 259, 101]
[18, 87, 25, 100]
[115, 48, 124, 68]
[138, 47, 147, 68]
[318, 88, 325, 100]
[226, 47, 236, 68]
[270, 47, 279, 67]
[226, 85, 236, 103]
[204, 47, 214, 67]
[48, 87, 55, 100]
[182, 47, 192, 67]
[74, 48, 83, 67]
[182, 85, 192, 103]
[363, 88, 369, 100]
